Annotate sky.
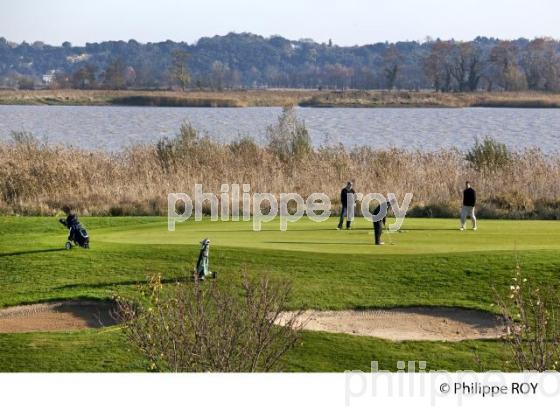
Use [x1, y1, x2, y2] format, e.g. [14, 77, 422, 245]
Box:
[1, 0, 559, 46]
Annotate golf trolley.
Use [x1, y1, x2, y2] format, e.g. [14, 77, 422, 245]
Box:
[195, 238, 217, 280]
[59, 218, 90, 250]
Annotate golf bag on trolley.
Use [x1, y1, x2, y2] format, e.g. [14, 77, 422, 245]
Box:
[59, 214, 89, 249]
[195, 238, 217, 280]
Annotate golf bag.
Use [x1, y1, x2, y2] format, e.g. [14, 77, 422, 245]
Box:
[59, 216, 89, 249]
[195, 238, 217, 280]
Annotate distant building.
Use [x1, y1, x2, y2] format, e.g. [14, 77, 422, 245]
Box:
[66, 53, 91, 64]
[42, 70, 58, 85]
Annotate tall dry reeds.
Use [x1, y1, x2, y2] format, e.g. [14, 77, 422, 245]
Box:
[1, 113, 560, 218]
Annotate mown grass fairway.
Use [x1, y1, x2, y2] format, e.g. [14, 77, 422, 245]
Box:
[1, 216, 560, 371]
[99, 217, 560, 254]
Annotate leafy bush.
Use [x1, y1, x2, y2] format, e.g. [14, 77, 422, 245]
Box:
[465, 137, 512, 172]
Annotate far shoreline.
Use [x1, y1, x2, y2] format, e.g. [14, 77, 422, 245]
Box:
[1, 89, 560, 109]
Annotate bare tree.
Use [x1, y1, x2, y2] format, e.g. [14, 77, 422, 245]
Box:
[424, 40, 453, 92]
[71, 64, 97, 89]
[103, 58, 127, 89]
[449, 43, 484, 92]
[521, 38, 560, 91]
[49, 72, 70, 89]
[466, 46, 484, 92]
[170, 50, 191, 91]
[323, 63, 353, 90]
[489, 41, 526, 91]
[117, 273, 303, 372]
[210, 60, 230, 90]
[383, 45, 401, 90]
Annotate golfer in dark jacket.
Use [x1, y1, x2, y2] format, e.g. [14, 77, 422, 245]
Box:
[373, 201, 392, 245]
[460, 181, 477, 231]
[338, 182, 356, 230]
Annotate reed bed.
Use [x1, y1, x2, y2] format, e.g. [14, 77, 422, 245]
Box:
[1, 121, 559, 218]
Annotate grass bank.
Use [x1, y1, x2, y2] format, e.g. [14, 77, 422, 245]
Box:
[2, 216, 559, 371]
[0, 89, 315, 107]
[1, 89, 560, 108]
[300, 90, 560, 108]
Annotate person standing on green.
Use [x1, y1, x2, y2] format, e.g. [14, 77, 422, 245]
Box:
[337, 181, 356, 230]
[373, 201, 392, 245]
[460, 181, 477, 231]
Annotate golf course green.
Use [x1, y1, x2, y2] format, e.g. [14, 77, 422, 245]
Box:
[1, 216, 560, 371]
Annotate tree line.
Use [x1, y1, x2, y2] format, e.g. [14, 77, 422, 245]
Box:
[1, 33, 559, 91]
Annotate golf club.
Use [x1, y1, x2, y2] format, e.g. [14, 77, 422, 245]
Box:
[386, 226, 395, 245]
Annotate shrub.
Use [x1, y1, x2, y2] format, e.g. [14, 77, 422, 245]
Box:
[266, 106, 312, 162]
[533, 199, 560, 220]
[495, 264, 560, 371]
[408, 202, 458, 218]
[486, 192, 534, 212]
[110, 95, 243, 107]
[11, 130, 40, 147]
[176, 121, 199, 148]
[465, 137, 512, 172]
[117, 273, 303, 372]
[478, 192, 535, 219]
[155, 137, 176, 173]
[229, 136, 260, 162]
[17, 76, 35, 90]
[155, 121, 200, 172]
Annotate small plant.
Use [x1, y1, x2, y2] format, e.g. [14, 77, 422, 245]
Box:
[229, 136, 259, 158]
[11, 131, 40, 147]
[176, 121, 199, 148]
[495, 263, 560, 371]
[117, 272, 303, 372]
[155, 137, 176, 173]
[266, 106, 312, 162]
[465, 137, 512, 172]
[155, 121, 199, 172]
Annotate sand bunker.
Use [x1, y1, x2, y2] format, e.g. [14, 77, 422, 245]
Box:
[0, 301, 506, 340]
[278, 307, 507, 341]
[0, 300, 120, 333]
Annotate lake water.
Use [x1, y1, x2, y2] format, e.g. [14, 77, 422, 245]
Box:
[0, 105, 559, 152]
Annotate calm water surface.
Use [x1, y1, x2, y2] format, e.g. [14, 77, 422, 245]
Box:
[0, 105, 559, 152]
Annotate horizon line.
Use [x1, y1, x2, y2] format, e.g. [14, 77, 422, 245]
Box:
[2, 31, 559, 49]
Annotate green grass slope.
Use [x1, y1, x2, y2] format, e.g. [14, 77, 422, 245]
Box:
[1, 216, 559, 372]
